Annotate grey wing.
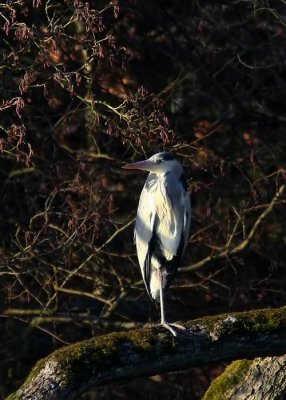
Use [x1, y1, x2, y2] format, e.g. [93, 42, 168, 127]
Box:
[134, 185, 156, 296]
[175, 172, 191, 251]
[159, 173, 191, 259]
[182, 183, 191, 251]
[163, 174, 191, 284]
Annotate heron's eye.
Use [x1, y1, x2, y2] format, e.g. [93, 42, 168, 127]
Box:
[156, 159, 164, 164]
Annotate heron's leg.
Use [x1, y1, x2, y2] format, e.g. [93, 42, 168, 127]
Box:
[159, 269, 177, 336]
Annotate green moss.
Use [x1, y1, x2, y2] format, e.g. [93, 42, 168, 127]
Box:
[192, 306, 286, 340]
[6, 358, 47, 400]
[54, 324, 181, 385]
[6, 393, 19, 400]
[55, 331, 126, 384]
[128, 326, 154, 352]
[23, 358, 47, 386]
[54, 327, 166, 385]
[203, 359, 252, 400]
[129, 326, 178, 354]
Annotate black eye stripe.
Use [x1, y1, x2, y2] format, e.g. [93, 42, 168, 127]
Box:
[161, 153, 174, 161]
[153, 152, 175, 163]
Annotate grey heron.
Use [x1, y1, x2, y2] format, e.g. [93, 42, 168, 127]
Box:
[122, 152, 191, 336]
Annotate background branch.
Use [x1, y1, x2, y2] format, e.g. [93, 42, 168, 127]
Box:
[181, 185, 285, 272]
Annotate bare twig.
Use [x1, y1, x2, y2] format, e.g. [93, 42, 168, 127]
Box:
[181, 185, 285, 272]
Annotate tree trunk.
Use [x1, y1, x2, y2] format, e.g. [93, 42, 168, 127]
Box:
[203, 355, 286, 400]
[7, 306, 286, 400]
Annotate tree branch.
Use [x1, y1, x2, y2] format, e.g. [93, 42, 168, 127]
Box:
[7, 306, 286, 400]
[203, 355, 286, 400]
[181, 184, 285, 272]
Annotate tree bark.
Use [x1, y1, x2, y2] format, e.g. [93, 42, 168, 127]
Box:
[203, 355, 286, 400]
[7, 306, 286, 400]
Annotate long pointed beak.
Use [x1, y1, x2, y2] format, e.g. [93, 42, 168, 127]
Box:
[122, 160, 156, 172]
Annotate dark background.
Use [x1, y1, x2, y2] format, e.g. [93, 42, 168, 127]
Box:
[1, 1, 286, 398]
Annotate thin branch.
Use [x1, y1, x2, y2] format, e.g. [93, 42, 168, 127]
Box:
[181, 185, 285, 272]
[2, 309, 141, 330]
[53, 285, 112, 306]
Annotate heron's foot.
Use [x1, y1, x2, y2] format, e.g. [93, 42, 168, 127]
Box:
[169, 322, 186, 331]
[161, 323, 177, 336]
[160, 322, 185, 336]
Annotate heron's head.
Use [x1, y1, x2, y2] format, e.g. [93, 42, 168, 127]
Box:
[122, 152, 183, 175]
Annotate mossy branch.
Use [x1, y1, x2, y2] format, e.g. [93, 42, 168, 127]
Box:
[203, 355, 286, 400]
[7, 305, 286, 400]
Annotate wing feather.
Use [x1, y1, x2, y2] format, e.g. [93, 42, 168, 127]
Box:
[163, 173, 191, 286]
[134, 182, 156, 296]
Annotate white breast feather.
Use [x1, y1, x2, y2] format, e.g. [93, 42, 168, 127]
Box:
[135, 172, 191, 273]
[135, 189, 156, 271]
